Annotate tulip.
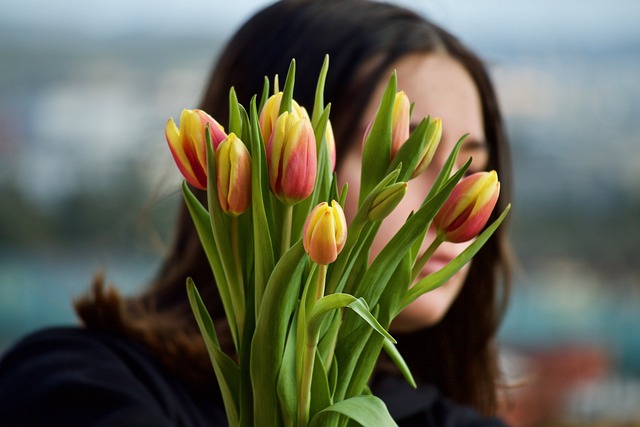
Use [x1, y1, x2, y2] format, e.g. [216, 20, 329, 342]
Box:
[215, 133, 251, 216]
[368, 181, 408, 222]
[303, 200, 347, 265]
[411, 117, 442, 179]
[267, 111, 317, 205]
[390, 91, 411, 159]
[433, 171, 500, 243]
[166, 109, 227, 190]
[259, 92, 307, 143]
[325, 119, 336, 172]
[361, 91, 410, 160]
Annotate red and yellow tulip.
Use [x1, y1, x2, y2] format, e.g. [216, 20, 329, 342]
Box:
[266, 110, 317, 205]
[433, 171, 500, 243]
[215, 133, 251, 216]
[165, 109, 227, 190]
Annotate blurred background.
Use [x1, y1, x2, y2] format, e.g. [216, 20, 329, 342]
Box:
[1, 0, 638, 425]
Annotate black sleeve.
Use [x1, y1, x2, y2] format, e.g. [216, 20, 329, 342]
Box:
[0, 328, 226, 427]
[375, 376, 509, 427]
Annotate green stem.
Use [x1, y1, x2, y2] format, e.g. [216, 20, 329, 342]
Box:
[315, 264, 327, 302]
[411, 235, 444, 282]
[280, 204, 293, 258]
[230, 216, 246, 344]
[298, 264, 327, 427]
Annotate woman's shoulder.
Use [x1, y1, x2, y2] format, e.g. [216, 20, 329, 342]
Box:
[375, 375, 509, 427]
[0, 326, 227, 427]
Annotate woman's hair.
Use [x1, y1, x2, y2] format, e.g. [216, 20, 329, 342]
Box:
[75, 0, 511, 414]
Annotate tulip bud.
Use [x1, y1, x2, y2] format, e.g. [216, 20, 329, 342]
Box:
[214, 133, 251, 216]
[259, 92, 307, 143]
[166, 109, 227, 190]
[361, 91, 410, 160]
[325, 119, 336, 173]
[390, 91, 411, 159]
[267, 111, 317, 205]
[433, 171, 500, 243]
[411, 117, 442, 179]
[368, 182, 408, 222]
[303, 200, 347, 265]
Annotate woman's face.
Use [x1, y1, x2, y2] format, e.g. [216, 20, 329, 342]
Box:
[338, 53, 489, 333]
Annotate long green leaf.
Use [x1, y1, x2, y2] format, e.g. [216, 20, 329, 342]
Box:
[251, 242, 307, 426]
[359, 72, 396, 205]
[279, 59, 296, 115]
[308, 294, 395, 344]
[309, 350, 333, 421]
[277, 309, 299, 427]
[309, 395, 397, 427]
[182, 183, 237, 347]
[186, 279, 240, 427]
[382, 339, 416, 389]
[312, 55, 329, 127]
[229, 87, 243, 136]
[248, 97, 275, 316]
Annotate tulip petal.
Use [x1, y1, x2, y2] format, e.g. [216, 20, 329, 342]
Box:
[166, 117, 205, 190]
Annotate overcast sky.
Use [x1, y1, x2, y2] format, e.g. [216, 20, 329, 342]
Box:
[2, 0, 639, 52]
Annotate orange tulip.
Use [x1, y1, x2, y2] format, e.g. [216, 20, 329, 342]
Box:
[303, 201, 347, 265]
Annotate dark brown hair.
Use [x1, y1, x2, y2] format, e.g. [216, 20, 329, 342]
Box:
[76, 0, 511, 414]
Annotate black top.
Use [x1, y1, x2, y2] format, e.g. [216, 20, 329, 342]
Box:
[0, 327, 226, 427]
[0, 327, 507, 426]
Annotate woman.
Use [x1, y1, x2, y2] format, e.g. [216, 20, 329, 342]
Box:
[0, 1, 511, 425]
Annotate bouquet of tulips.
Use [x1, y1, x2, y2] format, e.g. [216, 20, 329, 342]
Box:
[165, 57, 509, 427]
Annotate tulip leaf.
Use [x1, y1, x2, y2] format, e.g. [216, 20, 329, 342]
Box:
[309, 395, 397, 427]
[248, 97, 275, 316]
[277, 308, 299, 427]
[378, 245, 412, 322]
[279, 59, 296, 115]
[308, 294, 395, 344]
[258, 76, 270, 114]
[312, 54, 329, 127]
[388, 116, 430, 181]
[229, 87, 243, 137]
[382, 338, 416, 389]
[186, 279, 240, 427]
[359, 71, 396, 205]
[182, 182, 237, 348]
[332, 322, 373, 402]
[403, 204, 511, 307]
[251, 241, 307, 426]
[423, 134, 468, 206]
[309, 349, 333, 421]
[317, 310, 341, 373]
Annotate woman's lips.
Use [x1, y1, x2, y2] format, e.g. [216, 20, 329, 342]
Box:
[419, 253, 456, 277]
